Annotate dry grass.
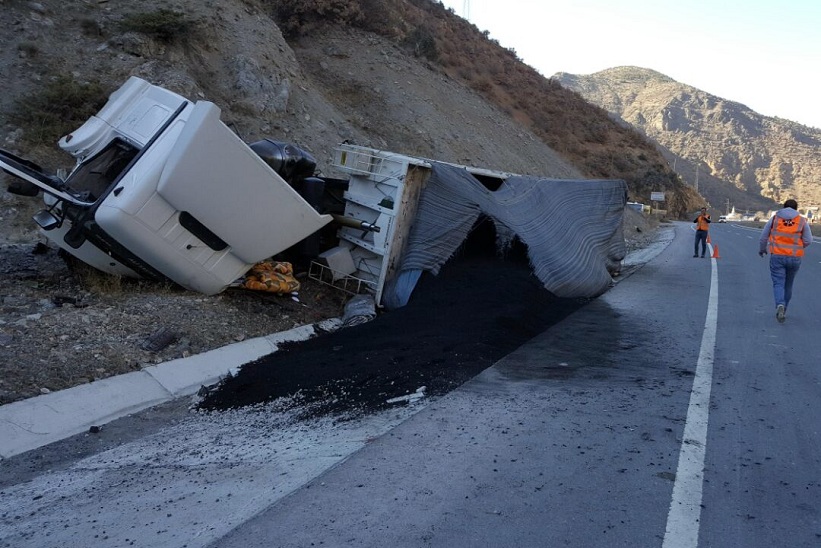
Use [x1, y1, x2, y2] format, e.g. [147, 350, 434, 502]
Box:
[8, 75, 108, 147]
[118, 9, 196, 42]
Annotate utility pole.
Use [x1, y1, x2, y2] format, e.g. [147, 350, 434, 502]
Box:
[695, 164, 699, 193]
[726, 198, 730, 215]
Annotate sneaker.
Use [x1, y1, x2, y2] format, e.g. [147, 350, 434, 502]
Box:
[776, 304, 786, 323]
[693, 254, 698, 258]
[701, 255, 705, 258]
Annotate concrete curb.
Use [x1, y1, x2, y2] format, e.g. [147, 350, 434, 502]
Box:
[0, 318, 342, 460]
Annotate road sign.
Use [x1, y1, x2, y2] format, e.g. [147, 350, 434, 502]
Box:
[651, 192, 665, 201]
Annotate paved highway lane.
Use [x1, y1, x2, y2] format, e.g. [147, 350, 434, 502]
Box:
[212, 222, 821, 548]
[696, 221, 821, 547]
[2, 221, 819, 547]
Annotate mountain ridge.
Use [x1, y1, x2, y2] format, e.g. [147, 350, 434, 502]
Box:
[554, 66, 821, 214]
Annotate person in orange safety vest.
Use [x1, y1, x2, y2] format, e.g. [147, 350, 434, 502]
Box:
[693, 207, 711, 258]
[758, 199, 813, 323]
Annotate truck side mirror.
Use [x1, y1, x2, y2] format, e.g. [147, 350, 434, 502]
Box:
[33, 210, 61, 231]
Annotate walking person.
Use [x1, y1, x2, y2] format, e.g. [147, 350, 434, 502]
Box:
[758, 199, 813, 323]
[693, 207, 711, 258]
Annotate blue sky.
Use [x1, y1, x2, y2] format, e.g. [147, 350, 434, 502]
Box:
[438, 0, 821, 129]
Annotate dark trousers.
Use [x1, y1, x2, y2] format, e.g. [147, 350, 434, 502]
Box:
[694, 230, 708, 256]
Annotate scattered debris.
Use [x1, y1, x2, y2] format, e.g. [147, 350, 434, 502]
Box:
[386, 386, 426, 405]
[241, 261, 300, 293]
[140, 326, 178, 352]
[341, 294, 376, 327]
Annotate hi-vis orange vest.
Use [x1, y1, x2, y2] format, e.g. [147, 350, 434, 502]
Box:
[769, 215, 806, 257]
[696, 214, 710, 231]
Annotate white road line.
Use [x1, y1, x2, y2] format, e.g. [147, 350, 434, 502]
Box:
[663, 243, 718, 548]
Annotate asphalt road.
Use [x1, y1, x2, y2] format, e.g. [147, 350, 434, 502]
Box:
[1, 221, 819, 547]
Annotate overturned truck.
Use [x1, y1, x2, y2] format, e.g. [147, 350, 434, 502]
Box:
[0, 77, 627, 307]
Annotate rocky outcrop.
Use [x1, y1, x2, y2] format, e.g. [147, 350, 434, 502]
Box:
[555, 66, 821, 214]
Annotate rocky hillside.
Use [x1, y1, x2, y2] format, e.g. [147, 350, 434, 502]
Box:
[555, 66, 821, 215]
[0, 0, 701, 224]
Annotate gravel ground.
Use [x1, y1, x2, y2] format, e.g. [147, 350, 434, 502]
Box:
[0, 239, 347, 405]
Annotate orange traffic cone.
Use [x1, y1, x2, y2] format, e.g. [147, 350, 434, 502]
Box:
[711, 244, 720, 259]
[707, 234, 712, 244]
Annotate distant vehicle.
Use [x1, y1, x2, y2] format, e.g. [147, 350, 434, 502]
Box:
[718, 215, 728, 223]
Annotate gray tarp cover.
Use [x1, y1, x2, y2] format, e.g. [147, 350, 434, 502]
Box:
[383, 162, 627, 309]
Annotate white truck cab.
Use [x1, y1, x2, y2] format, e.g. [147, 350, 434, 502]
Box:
[0, 77, 332, 294]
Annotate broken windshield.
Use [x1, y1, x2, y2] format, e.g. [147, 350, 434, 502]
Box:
[64, 138, 138, 203]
